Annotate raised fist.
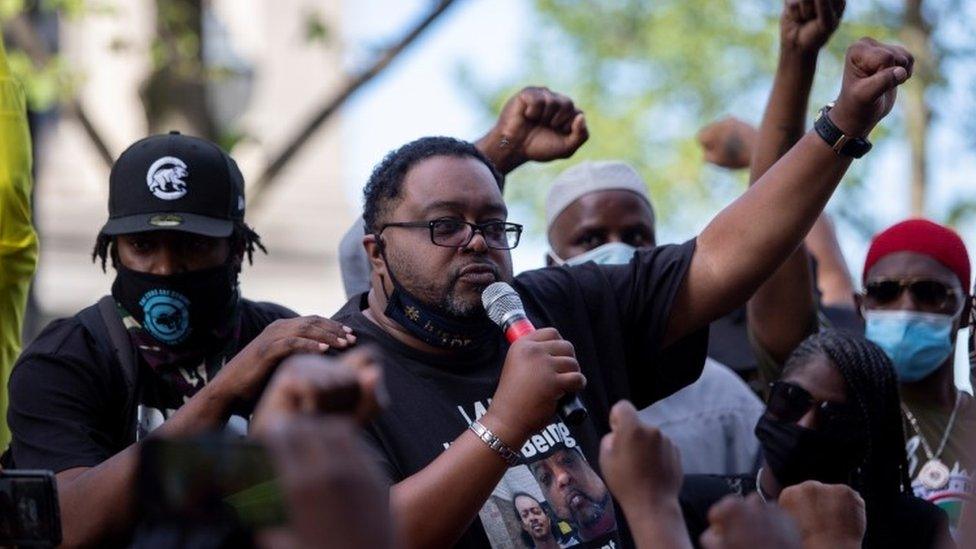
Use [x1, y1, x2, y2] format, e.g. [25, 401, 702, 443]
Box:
[476, 86, 588, 174]
[778, 481, 865, 549]
[599, 400, 683, 514]
[780, 0, 845, 56]
[697, 117, 757, 170]
[700, 494, 802, 549]
[829, 38, 913, 137]
[250, 348, 386, 437]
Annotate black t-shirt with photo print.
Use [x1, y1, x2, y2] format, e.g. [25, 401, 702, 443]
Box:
[332, 239, 708, 549]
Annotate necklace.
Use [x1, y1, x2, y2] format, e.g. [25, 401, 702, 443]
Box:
[901, 391, 961, 491]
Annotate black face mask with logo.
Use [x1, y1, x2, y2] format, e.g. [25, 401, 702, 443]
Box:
[754, 415, 864, 488]
[378, 245, 496, 351]
[111, 263, 239, 350]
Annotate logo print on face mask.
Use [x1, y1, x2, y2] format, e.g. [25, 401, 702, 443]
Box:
[139, 289, 191, 344]
[146, 156, 189, 200]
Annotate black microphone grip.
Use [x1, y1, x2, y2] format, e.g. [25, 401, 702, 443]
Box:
[559, 393, 588, 425]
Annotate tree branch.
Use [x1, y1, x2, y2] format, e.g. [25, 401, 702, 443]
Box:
[4, 15, 115, 169]
[247, 0, 461, 211]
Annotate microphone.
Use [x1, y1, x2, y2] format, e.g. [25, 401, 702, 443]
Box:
[482, 282, 588, 425]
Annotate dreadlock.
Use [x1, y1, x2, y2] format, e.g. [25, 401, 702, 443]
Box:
[91, 221, 267, 271]
[782, 329, 912, 503]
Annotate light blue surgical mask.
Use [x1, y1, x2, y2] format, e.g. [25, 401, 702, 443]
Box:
[863, 310, 956, 383]
[549, 242, 638, 266]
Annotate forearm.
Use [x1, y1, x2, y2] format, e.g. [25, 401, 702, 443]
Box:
[623, 500, 692, 549]
[390, 422, 516, 548]
[709, 132, 850, 295]
[666, 132, 851, 345]
[56, 383, 236, 546]
[475, 130, 521, 177]
[745, 53, 819, 362]
[749, 52, 817, 184]
[805, 214, 855, 307]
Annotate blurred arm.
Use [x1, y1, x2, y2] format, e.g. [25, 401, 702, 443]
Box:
[0, 30, 39, 449]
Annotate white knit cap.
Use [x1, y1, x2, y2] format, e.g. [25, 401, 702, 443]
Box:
[544, 160, 654, 230]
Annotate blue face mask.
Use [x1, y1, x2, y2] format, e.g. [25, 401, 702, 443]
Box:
[550, 242, 638, 266]
[863, 310, 956, 383]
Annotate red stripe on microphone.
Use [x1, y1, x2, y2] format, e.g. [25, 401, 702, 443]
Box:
[504, 318, 535, 343]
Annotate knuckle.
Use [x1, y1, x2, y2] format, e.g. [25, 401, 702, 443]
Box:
[268, 318, 287, 331]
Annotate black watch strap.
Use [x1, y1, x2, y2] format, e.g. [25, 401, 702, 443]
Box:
[814, 103, 872, 158]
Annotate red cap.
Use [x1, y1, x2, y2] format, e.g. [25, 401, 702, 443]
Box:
[863, 219, 971, 289]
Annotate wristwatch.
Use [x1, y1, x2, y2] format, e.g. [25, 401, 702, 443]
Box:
[814, 102, 872, 158]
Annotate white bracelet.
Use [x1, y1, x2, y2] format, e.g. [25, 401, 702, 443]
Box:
[469, 420, 520, 465]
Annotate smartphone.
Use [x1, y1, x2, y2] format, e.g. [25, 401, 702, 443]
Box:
[0, 469, 62, 547]
[138, 436, 286, 530]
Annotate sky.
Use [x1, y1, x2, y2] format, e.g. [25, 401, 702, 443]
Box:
[339, 0, 974, 391]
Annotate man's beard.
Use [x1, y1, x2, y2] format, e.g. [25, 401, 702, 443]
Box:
[568, 489, 612, 529]
[387, 251, 502, 318]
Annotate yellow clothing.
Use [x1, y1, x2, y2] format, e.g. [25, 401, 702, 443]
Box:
[0, 34, 38, 449]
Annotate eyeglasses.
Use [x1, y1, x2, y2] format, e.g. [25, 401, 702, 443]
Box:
[379, 219, 523, 250]
[766, 381, 860, 432]
[863, 278, 959, 311]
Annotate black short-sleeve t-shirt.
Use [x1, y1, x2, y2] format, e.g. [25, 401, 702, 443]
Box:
[332, 240, 708, 548]
[7, 298, 295, 473]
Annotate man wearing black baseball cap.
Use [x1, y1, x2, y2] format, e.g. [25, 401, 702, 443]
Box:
[5, 132, 354, 547]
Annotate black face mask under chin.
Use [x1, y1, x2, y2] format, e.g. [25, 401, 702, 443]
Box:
[378, 245, 496, 350]
[755, 415, 863, 489]
[111, 262, 240, 349]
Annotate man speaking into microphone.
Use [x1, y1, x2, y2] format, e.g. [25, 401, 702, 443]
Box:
[333, 43, 915, 548]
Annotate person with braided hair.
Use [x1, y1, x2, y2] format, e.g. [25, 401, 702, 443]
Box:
[680, 329, 951, 549]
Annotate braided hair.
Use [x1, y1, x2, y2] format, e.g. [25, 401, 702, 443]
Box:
[91, 221, 267, 271]
[782, 329, 912, 502]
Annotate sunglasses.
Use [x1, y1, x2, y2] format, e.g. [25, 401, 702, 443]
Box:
[766, 381, 860, 432]
[863, 278, 960, 311]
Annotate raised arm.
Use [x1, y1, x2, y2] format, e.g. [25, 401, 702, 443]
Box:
[600, 401, 692, 549]
[664, 37, 913, 347]
[746, 0, 845, 363]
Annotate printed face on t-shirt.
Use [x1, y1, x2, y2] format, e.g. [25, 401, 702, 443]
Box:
[528, 447, 616, 541]
[373, 155, 516, 318]
[514, 494, 553, 542]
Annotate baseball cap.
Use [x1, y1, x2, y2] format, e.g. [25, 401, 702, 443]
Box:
[544, 160, 655, 230]
[100, 131, 246, 238]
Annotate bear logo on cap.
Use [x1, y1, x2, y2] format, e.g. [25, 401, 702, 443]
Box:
[147, 156, 189, 200]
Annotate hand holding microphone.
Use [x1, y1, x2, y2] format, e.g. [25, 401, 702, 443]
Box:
[482, 283, 588, 430]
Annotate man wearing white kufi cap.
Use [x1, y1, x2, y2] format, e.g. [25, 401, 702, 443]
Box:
[545, 160, 764, 476]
